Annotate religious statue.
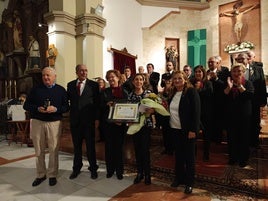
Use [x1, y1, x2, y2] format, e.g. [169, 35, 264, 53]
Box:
[13, 10, 24, 51]
[27, 35, 40, 69]
[219, 0, 259, 43]
[46, 44, 58, 67]
[165, 45, 178, 68]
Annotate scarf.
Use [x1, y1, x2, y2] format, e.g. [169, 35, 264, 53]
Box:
[230, 77, 246, 98]
[111, 86, 123, 99]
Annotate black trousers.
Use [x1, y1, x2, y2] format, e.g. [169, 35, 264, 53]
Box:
[70, 121, 98, 172]
[105, 123, 125, 175]
[158, 114, 173, 153]
[171, 128, 196, 186]
[133, 126, 151, 176]
[250, 103, 261, 147]
[227, 117, 250, 163]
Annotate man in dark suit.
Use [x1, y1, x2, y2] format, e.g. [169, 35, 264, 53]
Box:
[122, 66, 133, 93]
[160, 61, 174, 88]
[236, 52, 267, 148]
[146, 63, 160, 94]
[67, 64, 100, 180]
[207, 56, 230, 143]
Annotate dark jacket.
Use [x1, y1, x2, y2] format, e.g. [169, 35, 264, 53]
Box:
[170, 87, 201, 134]
[67, 79, 100, 125]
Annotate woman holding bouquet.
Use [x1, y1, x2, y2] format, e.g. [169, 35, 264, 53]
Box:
[169, 70, 201, 194]
[100, 70, 128, 180]
[128, 73, 154, 185]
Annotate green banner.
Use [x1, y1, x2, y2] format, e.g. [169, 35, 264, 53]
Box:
[187, 29, 206, 68]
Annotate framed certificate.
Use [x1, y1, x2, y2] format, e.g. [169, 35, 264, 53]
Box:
[108, 103, 140, 122]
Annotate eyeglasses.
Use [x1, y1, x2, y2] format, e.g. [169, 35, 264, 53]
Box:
[183, 69, 189, 71]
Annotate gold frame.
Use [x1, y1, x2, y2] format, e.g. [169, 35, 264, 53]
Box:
[108, 103, 140, 122]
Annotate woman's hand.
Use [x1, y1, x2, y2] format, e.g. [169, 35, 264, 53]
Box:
[188, 131, 196, 139]
[107, 101, 114, 107]
[227, 77, 233, 89]
[144, 108, 155, 116]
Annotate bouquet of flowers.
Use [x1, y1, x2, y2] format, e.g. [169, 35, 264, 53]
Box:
[224, 41, 254, 53]
[127, 93, 170, 135]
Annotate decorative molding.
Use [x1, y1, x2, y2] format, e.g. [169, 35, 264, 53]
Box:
[75, 13, 106, 38]
[149, 11, 180, 29]
[136, 0, 210, 10]
[44, 11, 76, 37]
[107, 46, 137, 59]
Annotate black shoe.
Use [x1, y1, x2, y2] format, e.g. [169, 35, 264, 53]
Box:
[69, 171, 81, 180]
[117, 174, 123, 180]
[161, 150, 168, 155]
[144, 175, 151, 185]
[32, 176, 46, 187]
[203, 155, 209, 162]
[49, 177, 57, 186]
[91, 171, 98, 179]
[184, 186, 193, 194]
[239, 161, 247, 168]
[106, 173, 113, 178]
[228, 159, 236, 165]
[133, 174, 144, 184]
[170, 180, 179, 187]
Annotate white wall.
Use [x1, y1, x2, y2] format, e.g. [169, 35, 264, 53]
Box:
[102, 0, 142, 78]
[141, 6, 179, 28]
[102, 0, 178, 78]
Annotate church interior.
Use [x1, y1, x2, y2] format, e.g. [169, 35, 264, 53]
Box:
[0, 0, 268, 200]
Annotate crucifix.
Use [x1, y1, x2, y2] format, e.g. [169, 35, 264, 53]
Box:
[219, 0, 259, 43]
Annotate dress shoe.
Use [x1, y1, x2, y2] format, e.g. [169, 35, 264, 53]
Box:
[49, 177, 57, 186]
[32, 176, 46, 187]
[203, 155, 209, 162]
[239, 161, 247, 168]
[69, 171, 81, 180]
[133, 174, 144, 184]
[170, 180, 180, 187]
[144, 175, 151, 185]
[228, 159, 236, 165]
[184, 186, 193, 194]
[106, 173, 113, 178]
[161, 150, 167, 155]
[116, 174, 123, 180]
[91, 171, 98, 179]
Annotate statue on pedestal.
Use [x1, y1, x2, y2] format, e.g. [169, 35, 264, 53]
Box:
[13, 10, 24, 52]
[46, 44, 58, 67]
[27, 35, 40, 69]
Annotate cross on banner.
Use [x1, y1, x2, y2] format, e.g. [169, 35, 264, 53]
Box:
[187, 29, 206, 67]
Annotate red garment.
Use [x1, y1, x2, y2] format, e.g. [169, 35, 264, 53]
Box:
[111, 86, 123, 98]
[230, 77, 246, 98]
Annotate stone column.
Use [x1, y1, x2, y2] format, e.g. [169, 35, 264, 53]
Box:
[75, 13, 106, 79]
[44, 10, 76, 87]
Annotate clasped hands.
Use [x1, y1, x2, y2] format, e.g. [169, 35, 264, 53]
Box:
[38, 105, 57, 113]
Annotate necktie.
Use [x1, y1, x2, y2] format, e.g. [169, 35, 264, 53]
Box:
[77, 81, 82, 95]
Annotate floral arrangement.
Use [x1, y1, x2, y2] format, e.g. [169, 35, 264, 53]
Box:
[127, 93, 169, 135]
[145, 93, 168, 110]
[224, 41, 254, 52]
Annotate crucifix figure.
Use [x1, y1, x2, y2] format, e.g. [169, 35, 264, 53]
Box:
[219, 0, 259, 43]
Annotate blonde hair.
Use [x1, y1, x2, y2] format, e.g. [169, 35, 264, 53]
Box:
[231, 63, 246, 73]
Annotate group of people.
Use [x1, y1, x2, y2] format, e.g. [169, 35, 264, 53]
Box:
[22, 49, 266, 195]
